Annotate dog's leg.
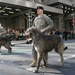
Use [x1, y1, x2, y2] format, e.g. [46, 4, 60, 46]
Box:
[30, 45, 37, 67]
[4, 43, 12, 53]
[60, 54, 63, 66]
[58, 43, 64, 66]
[33, 51, 42, 73]
[59, 43, 64, 66]
[54, 45, 64, 66]
[8, 48, 12, 53]
[0, 45, 1, 53]
[42, 53, 48, 67]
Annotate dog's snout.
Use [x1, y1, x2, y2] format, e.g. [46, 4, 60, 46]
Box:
[26, 31, 29, 33]
[25, 30, 30, 39]
[25, 30, 29, 35]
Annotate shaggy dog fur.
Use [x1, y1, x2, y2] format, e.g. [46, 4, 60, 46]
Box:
[25, 27, 68, 73]
[0, 36, 12, 53]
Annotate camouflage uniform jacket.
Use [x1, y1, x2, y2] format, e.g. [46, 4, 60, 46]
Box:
[33, 14, 54, 34]
[0, 26, 6, 35]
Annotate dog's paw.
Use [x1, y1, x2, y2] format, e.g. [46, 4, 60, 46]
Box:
[42, 65, 47, 68]
[33, 70, 38, 73]
[40, 64, 47, 68]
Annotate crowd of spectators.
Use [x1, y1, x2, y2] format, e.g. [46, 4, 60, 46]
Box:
[50, 29, 75, 41]
[1, 27, 75, 41]
[2, 27, 26, 40]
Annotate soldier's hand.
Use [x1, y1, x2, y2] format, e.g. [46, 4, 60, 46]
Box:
[40, 29, 45, 33]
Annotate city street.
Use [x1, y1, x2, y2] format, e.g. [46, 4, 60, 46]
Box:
[0, 0, 75, 75]
[0, 39, 75, 75]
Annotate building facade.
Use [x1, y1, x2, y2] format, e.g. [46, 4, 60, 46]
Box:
[0, 0, 75, 32]
[46, 0, 75, 32]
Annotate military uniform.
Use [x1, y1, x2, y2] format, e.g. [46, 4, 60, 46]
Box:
[30, 14, 54, 67]
[0, 25, 6, 35]
[34, 14, 53, 34]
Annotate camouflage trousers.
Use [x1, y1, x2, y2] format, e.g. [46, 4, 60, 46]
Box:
[32, 45, 48, 60]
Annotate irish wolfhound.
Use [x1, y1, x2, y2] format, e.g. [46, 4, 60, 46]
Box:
[25, 27, 68, 73]
[0, 36, 12, 53]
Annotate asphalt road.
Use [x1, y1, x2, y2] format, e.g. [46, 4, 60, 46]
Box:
[0, 40, 75, 75]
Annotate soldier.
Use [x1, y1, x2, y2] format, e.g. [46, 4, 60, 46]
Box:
[0, 24, 6, 35]
[30, 6, 54, 67]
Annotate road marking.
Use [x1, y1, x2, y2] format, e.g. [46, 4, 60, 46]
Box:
[58, 54, 75, 62]
[64, 55, 75, 60]
[0, 61, 4, 64]
[65, 43, 75, 45]
[68, 47, 75, 49]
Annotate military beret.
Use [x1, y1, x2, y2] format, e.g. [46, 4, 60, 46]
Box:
[37, 6, 44, 10]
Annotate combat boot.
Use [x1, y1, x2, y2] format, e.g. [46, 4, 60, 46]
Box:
[30, 59, 37, 67]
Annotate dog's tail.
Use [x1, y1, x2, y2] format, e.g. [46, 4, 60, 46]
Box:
[64, 46, 68, 51]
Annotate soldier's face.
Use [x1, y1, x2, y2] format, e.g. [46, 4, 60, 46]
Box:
[37, 9, 43, 15]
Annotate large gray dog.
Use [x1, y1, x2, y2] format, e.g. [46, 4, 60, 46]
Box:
[25, 27, 68, 73]
[0, 36, 12, 53]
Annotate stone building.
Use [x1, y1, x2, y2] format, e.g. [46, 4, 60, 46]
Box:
[0, 0, 75, 32]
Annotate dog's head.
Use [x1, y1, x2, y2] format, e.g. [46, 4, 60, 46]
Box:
[25, 27, 37, 39]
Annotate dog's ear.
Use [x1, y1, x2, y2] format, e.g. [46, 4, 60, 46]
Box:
[26, 26, 37, 33]
[31, 26, 36, 29]
[32, 27, 37, 31]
